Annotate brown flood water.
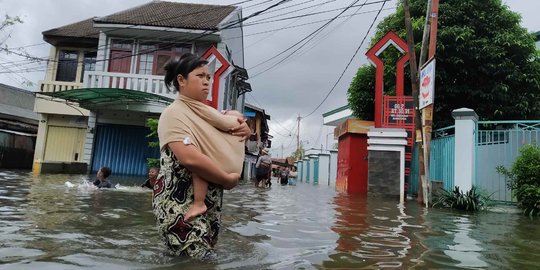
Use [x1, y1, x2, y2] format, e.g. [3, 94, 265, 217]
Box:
[0, 170, 539, 269]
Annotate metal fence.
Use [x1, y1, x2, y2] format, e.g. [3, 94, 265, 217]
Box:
[410, 121, 540, 202]
[430, 132, 455, 191]
[409, 125, 455, 196]
[476, 121, 540, 202]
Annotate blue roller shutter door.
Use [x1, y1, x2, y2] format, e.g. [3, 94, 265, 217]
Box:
[91, 124, 159, 175]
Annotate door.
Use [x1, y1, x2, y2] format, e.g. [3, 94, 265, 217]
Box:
[314, 158, 319, 184]
[108, 50, 131, 88]
[44, 126, 86, 162]
[306, 162, 310, 183]
[154, 52, 172, 76]
[91, 125, 159, 175]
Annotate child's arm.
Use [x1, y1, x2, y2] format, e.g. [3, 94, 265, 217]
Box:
[168, 141, 239, 189]
[200, 109, 251, 140]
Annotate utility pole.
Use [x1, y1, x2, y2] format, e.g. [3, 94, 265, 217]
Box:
[296, 115, 301, 152]
[420, 0, 439, 207]
[415, 0, 433, 205]
[404, 0, 438, 206]
[413, 0, 439, 206]
[402, 0, 425, 205]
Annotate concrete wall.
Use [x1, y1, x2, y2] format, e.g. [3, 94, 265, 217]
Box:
[308, 155, 316, 183]
[302, 158, 309, 182]
[368, 150, 401, 197]
[317, 154, 330, 186]
[329, 150, 338, 187]
[34, 95, 90, 116]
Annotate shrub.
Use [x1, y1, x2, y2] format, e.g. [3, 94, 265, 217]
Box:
[432, 186, 493, 211]
[146, 118, 160, 168]
[497, 144, 540, 216]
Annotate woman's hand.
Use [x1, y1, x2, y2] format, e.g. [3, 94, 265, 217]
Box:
[229, 117, 251, 141]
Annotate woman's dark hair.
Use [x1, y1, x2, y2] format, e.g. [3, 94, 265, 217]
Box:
[164, 53, 208, 92]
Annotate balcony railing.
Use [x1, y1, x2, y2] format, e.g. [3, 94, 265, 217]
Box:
[38, 72, 177, 100]
[83, 71, 177, 100]
[39, 80, 82, 92]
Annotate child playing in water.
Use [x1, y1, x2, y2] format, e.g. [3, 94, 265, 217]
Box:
[93, 166, 113, 188]
[141, 167, 160, 189]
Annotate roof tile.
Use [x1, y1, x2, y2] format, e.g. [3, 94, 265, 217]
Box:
[42, 1, 237, 39]
[94, 1, 236, 30]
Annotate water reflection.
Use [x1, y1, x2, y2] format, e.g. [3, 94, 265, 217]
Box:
[444, 216, 488, 268]
[1, 171, 539, 269]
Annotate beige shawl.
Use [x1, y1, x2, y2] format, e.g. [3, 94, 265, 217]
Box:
[158, 95, 245, 174]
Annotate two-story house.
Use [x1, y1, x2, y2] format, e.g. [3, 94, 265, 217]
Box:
[33, 1, 250, 175]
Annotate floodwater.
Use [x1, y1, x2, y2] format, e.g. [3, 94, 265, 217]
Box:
[0, 170, 539, 269]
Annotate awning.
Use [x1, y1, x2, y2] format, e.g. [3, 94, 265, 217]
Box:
[0, 128, 37, 137]
[38, 88, 174, 109]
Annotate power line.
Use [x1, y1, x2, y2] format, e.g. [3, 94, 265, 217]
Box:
[1, 6, 392, 75]
[249, 0, 365, 77]
[301, 0, 389, 118]
[246, 92, 295, 134]
[243, 0, 331, 51]
[291, 0, 371, 60]
[1, 0, 386, 71]
[0, 0, 293, 76]
[243, 0, 391, 27]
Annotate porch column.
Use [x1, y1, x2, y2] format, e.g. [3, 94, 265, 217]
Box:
[83, 111, 97, 171]
[452, 108, 478, 192]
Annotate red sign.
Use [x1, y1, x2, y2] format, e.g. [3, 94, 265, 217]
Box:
[383, 95, 415, 175]
[201, 46, 232, 109]
[366, 31, 410, 127]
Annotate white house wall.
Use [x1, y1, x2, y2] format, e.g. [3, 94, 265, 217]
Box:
[302, 158, 309, 182]
[309, 156, 316, 183]
[83, 112, 96, 166]
[318, 154, 330, 186]
[219, 7, 246, 112]
[219, 7, 244, 67]
[329, 150, 338, 187]
[34, 96, 90, 116]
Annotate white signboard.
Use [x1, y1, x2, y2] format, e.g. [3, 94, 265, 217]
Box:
[419, 59, 436, 109]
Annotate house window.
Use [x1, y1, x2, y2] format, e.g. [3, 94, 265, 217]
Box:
[56, 50, 78, 82]
[109, 40, 134, 73]
[136, 42, 192, 76]
[81, 51, 97, 82]
[172, 44, 192, 56]
[111, 40, 133, 50]
[137, 44, 157, 75]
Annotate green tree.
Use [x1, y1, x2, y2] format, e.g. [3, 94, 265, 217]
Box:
[290, 145, 305, 161]
[348, 0, 540, 128]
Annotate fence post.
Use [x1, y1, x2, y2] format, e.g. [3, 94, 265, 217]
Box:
[452, 108, 478, 192]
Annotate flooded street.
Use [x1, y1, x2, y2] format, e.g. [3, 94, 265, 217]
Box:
[1, 170, 539, 269]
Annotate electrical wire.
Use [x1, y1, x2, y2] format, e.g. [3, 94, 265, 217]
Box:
[301, 0, 389, 118]
[0, 0, 294, 76]
[248, 0, 366, 75]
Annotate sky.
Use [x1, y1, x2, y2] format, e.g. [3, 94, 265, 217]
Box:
[1, 0, 539, 158]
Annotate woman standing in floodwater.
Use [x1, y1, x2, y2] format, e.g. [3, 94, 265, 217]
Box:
[153, 53, 250, 258]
